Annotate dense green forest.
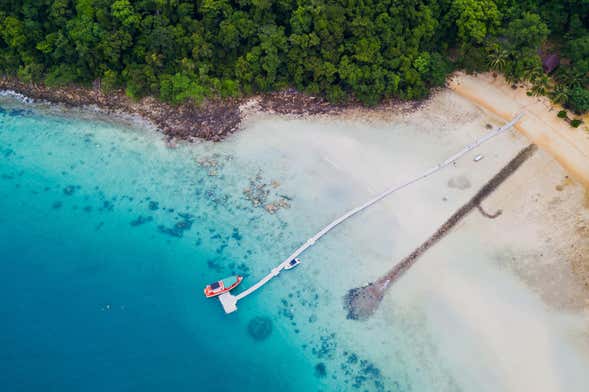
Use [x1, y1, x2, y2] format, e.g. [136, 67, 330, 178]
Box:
[0, 0, 588, 112]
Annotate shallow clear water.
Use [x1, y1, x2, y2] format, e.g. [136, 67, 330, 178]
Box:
[3, 95, 588, 392]
[0, 98, 403, 391]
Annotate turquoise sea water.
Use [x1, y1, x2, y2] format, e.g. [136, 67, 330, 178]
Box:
[12, 94, 588, 392]
[0, 97, 405, 391]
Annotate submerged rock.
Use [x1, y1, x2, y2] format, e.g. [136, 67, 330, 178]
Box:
[315, 362, 327, 378]
[157, 213, 194, 237]
[346, 353, 358, 364]
[247, 316, 272, 341]
[1, 147, 15, 158]
[244, 172, 291, 213]
[8, 108, 31, 117]
[63, 185, 77, 195]
[207, 259, 223, 273]
[312, 333, 337, 359]
[231, 227, 242, 241]
[228, 262, 250, 278]
[130, 215, 153, 226]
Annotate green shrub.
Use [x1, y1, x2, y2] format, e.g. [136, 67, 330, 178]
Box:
[326, 85, 346, 104]
[557, 110, 568, 118]
[459, 45, 489, 73]
[565, 35, 589, 75]
[567, 87, 589, 114]
[428, 53, 453, 87]
[570, 119, 583, 128]
[219, 79, 239, 98]
[159, 72, 206, 104]
[17, 63, 44, 83]
[122, 64, 157, 100]
[101, 69, 119, 92]
[44, 64, 80, 86]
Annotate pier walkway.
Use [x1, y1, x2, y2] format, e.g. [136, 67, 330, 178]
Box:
[217, 113, 524, 313]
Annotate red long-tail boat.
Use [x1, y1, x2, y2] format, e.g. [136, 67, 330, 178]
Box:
[204, 275, 243, 298]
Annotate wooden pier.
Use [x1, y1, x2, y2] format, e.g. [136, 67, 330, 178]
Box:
[217, 113, 524, 314]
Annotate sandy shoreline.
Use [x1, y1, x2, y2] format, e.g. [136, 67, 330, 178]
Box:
[449, 72, 589, 190]
[231, 92, 589, 390]
[3, 75, 587, 301]
[0, 77, 425, 142]
[3, 83, 589, 390]
[446, 72, 589, 306]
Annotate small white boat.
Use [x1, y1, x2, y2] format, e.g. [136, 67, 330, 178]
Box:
[284, 258, 301, 270]
[474, 154, 484, 162]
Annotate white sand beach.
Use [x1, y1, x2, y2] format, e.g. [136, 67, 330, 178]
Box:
[227, 87, 589, 391]
[3, 81, 588, 391]
[449, 72, 589, 189]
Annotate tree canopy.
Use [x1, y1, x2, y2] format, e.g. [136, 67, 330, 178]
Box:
[0, 0, 588, 111]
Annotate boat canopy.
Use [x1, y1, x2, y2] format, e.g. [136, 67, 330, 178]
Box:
[210, 281, 221, 290]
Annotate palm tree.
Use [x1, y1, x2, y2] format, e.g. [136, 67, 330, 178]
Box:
[531, 75, 550, 96]
[555, 68, 585, 89]
[550, 85, 569, 104]
[522, 67, 541, 83]
[488, 48, 508, 73]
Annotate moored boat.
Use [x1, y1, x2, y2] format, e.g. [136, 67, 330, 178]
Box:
[204, 275, 243, 298]
[284, 258, 301, 270]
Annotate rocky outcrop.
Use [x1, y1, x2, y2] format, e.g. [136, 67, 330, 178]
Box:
[0, 77, 241, 141]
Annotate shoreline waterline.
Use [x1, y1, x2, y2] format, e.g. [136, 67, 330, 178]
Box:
[0, 77, 429, 143]
[1, 90, 589, 391]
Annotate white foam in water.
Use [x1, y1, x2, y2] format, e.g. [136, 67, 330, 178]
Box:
[0, 89, 35, 104]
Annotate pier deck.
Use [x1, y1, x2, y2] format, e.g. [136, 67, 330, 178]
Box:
[217, 114, 524, 314]
[218, 293, 237, 313]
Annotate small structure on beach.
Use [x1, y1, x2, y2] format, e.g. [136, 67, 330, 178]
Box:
[542, 54, 559, 74]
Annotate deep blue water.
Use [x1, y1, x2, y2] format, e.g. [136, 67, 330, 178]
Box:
[0, 99, 394, 391]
